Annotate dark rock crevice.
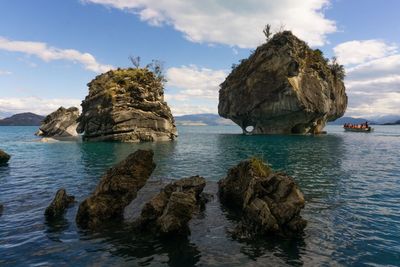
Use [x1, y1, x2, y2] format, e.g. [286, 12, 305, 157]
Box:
[0, 149, 10, 164]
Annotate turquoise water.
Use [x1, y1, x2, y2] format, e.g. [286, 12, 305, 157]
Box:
[0, 125, 400, 266]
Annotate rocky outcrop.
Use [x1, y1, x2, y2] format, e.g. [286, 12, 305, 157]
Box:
[219, 31, 347, 134]
[135, 176, 207, 236]
[218, 158, 306, 237]
[0, 149, 10, 164]
[77, 68, 177, 142]
[76, 149, 155, 229]
[45, 189, 75, 219]
[36, 107, 80, 137]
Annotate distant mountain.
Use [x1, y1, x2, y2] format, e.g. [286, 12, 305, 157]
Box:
[175, 113, 234, 126]
[383, 120, 400, 125]
[329, 117, 371, 125]
[0, 111, 14, 119]
[367, 115, 400, 124]
[330, 115, 400, 125]
[0, 112, 44, 126]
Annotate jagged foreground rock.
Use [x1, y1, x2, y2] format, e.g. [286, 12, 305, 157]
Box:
[218, 158, 306, 237]
[45, 189, 75, 219]
[219, 31, 347, 134]
[135, 176, 207, 236]
[77, 68, 177, 142]
[76, 149, 155, 229]
[36, 107, 80, 137]
[0, 149, 11, 164]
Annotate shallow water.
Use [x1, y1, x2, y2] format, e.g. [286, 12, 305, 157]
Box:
[0, 125, 399, 266]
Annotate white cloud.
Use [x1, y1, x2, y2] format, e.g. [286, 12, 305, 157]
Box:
[83, 0, 336, 48]
[166, 65, 227, 100]
[335, 40, 400, 117]
[0, 70, 12, 75]
[0, 36, 113, 73]
[0, 97, 81, 115]
[345, 92, 400, 117]
[334, 40, 397, 65]
[168, 103, 217, 116]
[0, 70, 12, 76]
[164, 65, 226, 116]
[346, 54, 400, 81]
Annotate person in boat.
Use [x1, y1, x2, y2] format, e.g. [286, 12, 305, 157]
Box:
[365, 121, 369, 128]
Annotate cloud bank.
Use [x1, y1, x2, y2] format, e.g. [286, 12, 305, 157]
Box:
[0, 70, 12, 75]
[84, 0, 336, 48]
[165, 65, 227, 116]
[0, 36, 113, 73]
[334, 40, 400, 117]
[0, 97, 81, 116]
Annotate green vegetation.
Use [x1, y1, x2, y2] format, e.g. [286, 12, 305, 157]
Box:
[328, 56, 346, 80]
[128, 56, 166, 83]
[249, 157, 272, 177]
[88, 68, 163, 100]
[263, 24, 272, 42]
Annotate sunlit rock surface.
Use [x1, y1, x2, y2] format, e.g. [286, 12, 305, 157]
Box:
[77, 68, 177, 142]
[219, 31, 347, 134]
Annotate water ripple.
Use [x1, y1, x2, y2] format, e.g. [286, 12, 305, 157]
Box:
[0, 125, 399, 266]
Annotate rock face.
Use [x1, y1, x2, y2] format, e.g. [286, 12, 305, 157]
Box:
[219, 31, 347, 134]
[76, 149, 156, 229]
[77, 68, 177, 142]
[136, 176, 206, 236]
[36, 107, 80, 137]
[45, 189, 75, 219]
[0, 149, 10, 164]
[218, 158, 306, 236]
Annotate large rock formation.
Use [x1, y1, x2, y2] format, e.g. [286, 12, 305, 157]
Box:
[219, 31, 347, 134]
[77, 68, 177, 142]
[36, 107, 80, 137]
[0, 149, 10, 164]
[218, 158, 306, 237]
[135, 176, 206, 236]
[76, 149, 156, 229]
[45, 189, 75, 219]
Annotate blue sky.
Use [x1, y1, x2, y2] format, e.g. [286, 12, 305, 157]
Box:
[0, 0, 399, 117]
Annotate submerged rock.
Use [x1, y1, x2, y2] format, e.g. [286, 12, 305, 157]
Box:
[36, 107, 80, 137]
[0, 149, 10, 164]
[77, 68, 177, 142]
[219, 31, 347, 134]
[135, 176, 207, 236]
[76, 149, 156, 229]
[218, 158, 306, 237]
[45, 189, 75, 219]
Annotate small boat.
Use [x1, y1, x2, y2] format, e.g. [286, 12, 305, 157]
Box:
[344, 126, 373, 132]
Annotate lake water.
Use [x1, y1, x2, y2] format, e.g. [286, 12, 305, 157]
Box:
[0, 125, 399, 266]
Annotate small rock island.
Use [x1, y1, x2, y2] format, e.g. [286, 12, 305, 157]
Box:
[77, 68, 177, 142]
[0, 149, 11, 164]
[219, 31, 347, 134]
[36, 107, 80, 138]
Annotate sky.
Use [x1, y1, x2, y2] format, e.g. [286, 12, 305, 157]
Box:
[0, 0, 399, 118]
